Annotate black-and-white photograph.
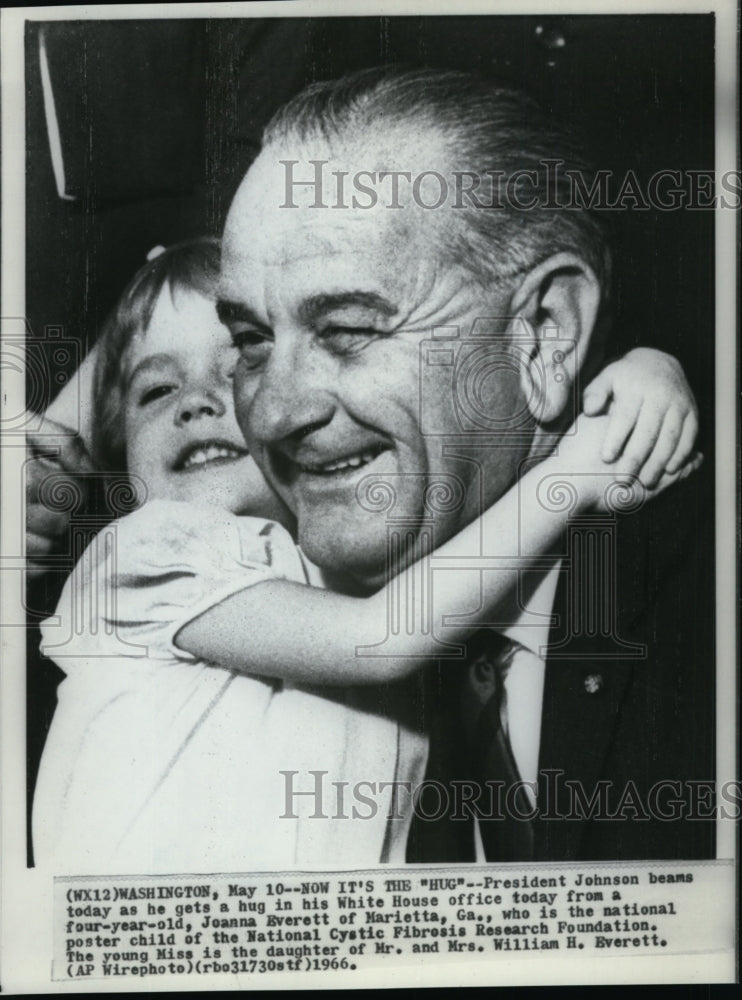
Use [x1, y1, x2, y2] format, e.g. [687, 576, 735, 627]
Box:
[1, 1, 737, 990]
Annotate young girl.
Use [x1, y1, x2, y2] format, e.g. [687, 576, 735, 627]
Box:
[32, 238, 700, 873]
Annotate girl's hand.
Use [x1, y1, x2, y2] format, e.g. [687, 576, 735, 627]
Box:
[554, 412, 702, 514]
[26, 416, 93, 580]
[582, 348, 699, 489]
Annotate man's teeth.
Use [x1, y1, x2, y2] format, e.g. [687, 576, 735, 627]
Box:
[183, 445, 243, 469]
[301, 449, 381, 474]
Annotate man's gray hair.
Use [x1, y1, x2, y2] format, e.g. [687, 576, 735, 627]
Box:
[263, 66, 611, 293]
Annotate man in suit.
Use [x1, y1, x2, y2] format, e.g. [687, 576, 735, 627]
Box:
[220, 65, 715, 863]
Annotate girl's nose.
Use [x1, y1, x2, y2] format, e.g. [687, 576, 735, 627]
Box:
[175, 386, 227, 425]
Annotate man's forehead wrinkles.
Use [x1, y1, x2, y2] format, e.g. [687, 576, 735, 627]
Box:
[266, 246, 372, 267]
[224, 244, 375, 269]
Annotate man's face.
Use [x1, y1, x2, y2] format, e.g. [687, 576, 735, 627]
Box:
[220, 137, 534, 587]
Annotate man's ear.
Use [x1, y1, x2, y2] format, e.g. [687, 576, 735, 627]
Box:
[509, 252, 601, 425]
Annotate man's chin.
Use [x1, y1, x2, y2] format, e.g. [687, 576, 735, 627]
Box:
[298, 516, 439, 595]
[297, 527, 392, 595]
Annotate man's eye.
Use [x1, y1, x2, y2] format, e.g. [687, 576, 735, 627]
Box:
[231, 329, 273, 369]
[138, 385, 175, 406]
[319, 327, 382, 355]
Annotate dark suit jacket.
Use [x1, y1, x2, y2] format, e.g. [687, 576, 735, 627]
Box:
[407, 468, 716, 862]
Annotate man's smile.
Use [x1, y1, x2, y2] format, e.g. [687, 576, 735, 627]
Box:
[296, 443, 389, 475]
[274, 442, 392, 483]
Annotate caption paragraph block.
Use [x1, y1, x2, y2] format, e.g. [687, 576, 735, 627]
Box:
[55, 861, 733, 982]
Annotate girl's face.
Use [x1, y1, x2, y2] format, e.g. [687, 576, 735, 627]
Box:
[123, 285, 293, 527]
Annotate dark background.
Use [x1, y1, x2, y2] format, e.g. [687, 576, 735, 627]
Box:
[26, 15, 716, 414]
[24, 14, 716, 863]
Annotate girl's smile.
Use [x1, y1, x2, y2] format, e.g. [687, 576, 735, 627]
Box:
[172, 437, 249, 472]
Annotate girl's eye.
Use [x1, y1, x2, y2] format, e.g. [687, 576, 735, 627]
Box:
[139, 384, 175, 406]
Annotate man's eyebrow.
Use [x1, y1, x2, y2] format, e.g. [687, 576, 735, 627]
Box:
[299, 291, 398, 326]
[216, 299, 268, 329]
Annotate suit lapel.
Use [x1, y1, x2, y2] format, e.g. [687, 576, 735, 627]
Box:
[536, 651, 633, 860]
[535, 507, 652, 860]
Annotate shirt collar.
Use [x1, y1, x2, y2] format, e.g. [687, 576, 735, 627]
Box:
[499, 561, 561, 660]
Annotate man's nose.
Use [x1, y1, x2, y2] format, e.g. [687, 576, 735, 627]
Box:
[175, 386, 227, 426]
[243, 342, 335, 445]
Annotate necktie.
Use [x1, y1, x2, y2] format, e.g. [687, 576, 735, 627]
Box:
[460, 631, 536, 862]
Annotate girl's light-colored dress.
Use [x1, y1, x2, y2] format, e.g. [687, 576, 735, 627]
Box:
[33, 499, 427, 873]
